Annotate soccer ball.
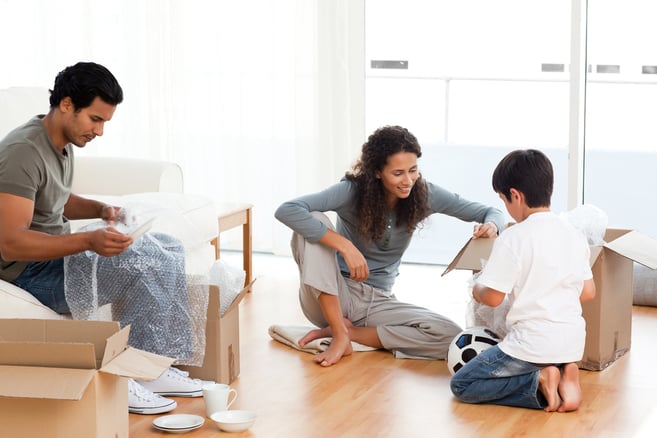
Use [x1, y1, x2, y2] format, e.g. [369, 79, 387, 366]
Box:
[447, 326, 501, 375]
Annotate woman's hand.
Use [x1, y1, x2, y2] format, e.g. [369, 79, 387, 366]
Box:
[319, 229, 369, 282]
[341, 243, 369, 282]
[472, 221, 498, 239]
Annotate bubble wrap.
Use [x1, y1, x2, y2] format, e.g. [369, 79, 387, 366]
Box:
[63, 221, 209, 366]
[208, 259, 246, 316]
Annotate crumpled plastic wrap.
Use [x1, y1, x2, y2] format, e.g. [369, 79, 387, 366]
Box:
[208, 259, 246, 316]
[63, 205, 210, 366]
[465, 269, 510, 338]
[465, 296, 510, 338]
[560, 204, 608, 246]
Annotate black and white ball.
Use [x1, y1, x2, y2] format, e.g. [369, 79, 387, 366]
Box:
[447, 326, 501, 375]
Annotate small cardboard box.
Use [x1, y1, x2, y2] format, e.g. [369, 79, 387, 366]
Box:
[179, 280, 254, 384]
[0, 319, 174, 438]
[443, 228, 657, 371]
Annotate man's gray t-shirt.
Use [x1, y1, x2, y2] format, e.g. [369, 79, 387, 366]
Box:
[0, 116, 74, 280]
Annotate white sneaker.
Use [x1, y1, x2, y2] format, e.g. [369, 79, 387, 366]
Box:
[128, 379, 177, 415]
[136, 367, 204, 397]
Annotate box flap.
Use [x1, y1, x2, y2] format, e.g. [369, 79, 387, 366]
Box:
[224, 279, 257, 315]
[0, 319, 120, 359]
[0, 342, 97, 369]
[101, 346, 174, 380]
[441, 237, 496, 276]
[589, 245, 603, 267]
[604, 230, 657, 269]
[101, 325, 131, 368]
[0, 365, 95, 400]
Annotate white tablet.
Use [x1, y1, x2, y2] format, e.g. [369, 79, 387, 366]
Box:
[129, 217, 156, 241]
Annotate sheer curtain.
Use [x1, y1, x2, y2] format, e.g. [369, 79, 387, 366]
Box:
[0, 0, 365, 254]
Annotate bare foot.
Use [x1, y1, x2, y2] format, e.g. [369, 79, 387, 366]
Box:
[298, 319, 354, 367]
[298, 326, 332, 348]
[557, 363, 582, 412]
[538, 366, 561, 412]
[313, 334, 353, 367]
[298, 318, 354, 347]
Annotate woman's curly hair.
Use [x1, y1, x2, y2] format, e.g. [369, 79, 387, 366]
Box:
[345, 125, 430, 241]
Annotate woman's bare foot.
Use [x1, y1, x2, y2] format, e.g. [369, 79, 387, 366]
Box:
[313, 334, 353, 367]
[298, 326, 332, 348]
[299, 318, 354, 366]
[557, 363, 582, 412]
[538, 366, 561, 412]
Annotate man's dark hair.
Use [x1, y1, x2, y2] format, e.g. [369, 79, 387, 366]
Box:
[49, 62, 123, 110]
[492, 149, 553, 208]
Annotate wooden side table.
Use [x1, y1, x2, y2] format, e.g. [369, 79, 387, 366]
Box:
[212, 203, 253, 289]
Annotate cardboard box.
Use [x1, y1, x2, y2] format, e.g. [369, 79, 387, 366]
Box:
[443, 228, 657, 371]
[179, 280, 254, 384]
[0, 319, 174, 438]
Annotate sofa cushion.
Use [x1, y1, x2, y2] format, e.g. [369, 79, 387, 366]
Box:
[0, 280, 67, 319]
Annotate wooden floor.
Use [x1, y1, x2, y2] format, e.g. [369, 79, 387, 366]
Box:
[130, 253, 657, 437]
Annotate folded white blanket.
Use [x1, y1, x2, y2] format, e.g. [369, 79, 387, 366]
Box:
[268, 324, 376, 354]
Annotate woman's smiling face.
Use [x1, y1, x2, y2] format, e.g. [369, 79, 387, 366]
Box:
[377, 151, 419, 207]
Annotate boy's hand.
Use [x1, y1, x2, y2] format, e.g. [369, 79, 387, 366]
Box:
[472, 222, 498, 239]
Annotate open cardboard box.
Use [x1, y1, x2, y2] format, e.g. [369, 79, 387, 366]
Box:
[0, 319, 174, 438]
[443, 228, 657, 371]
[179, 279, 255, 384]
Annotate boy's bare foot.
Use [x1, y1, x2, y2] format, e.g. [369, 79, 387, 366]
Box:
[557, 363, 582, 412]
[538, 366, 561, 412]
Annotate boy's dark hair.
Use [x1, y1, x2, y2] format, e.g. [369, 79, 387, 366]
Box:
[492, 149, 553, 208]
[49, 62, 123, 110]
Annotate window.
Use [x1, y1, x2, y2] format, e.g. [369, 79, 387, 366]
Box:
[366, 0, 572, 263]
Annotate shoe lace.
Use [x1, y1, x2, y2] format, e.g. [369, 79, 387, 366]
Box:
[129, 379, 159, 402]
[165, 367, 202, 384]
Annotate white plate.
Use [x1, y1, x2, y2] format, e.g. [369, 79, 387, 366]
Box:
[152, 414, 204, 433]
[128, 217, 156, 241]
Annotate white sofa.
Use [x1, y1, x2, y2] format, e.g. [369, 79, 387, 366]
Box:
[0, 87, 218, 319]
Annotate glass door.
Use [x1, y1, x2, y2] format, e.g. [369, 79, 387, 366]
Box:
[584, 0, 657, 234]
[366, 0, 572, 263]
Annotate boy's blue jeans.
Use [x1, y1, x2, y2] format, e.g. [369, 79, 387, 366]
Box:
[450, 345, 548, 410]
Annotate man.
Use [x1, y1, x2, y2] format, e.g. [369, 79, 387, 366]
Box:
[0, 62, 204, 415]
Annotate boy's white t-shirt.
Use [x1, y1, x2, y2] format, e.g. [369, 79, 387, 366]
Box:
[476, 211, 593, 364]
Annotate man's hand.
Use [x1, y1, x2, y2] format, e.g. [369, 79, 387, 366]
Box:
[88, 227, 132, 256]
[100, 205, 122, 224]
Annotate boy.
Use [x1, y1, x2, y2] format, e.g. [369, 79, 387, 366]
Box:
[450, 149, 596, 412]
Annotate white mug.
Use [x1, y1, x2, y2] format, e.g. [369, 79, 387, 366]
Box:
[203, 383, 238, 417]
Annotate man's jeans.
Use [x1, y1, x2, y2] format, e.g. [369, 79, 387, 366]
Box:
[12, 259, 69, 313]
[450, 345, 548, 410]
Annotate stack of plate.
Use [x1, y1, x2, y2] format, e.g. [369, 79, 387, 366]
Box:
[152, 414, 204, 434]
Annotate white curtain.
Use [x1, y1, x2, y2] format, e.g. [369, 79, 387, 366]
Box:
[0, 0, 365, 254]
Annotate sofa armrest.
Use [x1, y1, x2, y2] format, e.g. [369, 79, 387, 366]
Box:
[72, 156, 184, 195]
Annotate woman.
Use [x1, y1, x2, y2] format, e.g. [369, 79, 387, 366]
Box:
[275, 125, 504, 367]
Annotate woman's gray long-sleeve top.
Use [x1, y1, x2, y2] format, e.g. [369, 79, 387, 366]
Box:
[275, 178, 505, 292]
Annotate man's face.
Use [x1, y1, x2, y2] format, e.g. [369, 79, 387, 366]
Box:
[62, 96, 116, 147]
